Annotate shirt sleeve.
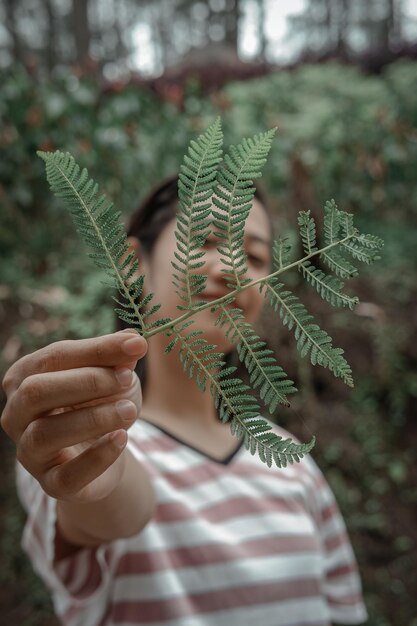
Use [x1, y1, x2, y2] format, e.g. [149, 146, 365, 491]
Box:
[303, 455, 368, 625]
[15, 460, 121, 626]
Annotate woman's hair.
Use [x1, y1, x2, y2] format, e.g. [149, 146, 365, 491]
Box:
[117, 172, 274, 390]
[126, 172, 272, 255]
[126, 174, 182, 255]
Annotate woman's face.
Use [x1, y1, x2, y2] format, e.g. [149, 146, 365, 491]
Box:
[137, 197, 273, 352]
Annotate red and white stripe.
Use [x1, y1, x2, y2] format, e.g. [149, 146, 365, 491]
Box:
[16, 419, 367, 626]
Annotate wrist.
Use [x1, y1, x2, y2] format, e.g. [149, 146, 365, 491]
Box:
[55, 447, 155, 548]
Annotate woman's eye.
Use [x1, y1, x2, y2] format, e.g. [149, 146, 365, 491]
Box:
[201, 239, 267, 267]
[248, 254, 266, 267]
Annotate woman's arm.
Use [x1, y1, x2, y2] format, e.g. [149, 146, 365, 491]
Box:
[54, 446, 155, 559]
[2, 330, 155, 559]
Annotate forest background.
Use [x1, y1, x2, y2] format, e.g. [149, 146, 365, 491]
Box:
[0, 1, 416, 625]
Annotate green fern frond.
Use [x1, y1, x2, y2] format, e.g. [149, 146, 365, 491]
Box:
[338, 209, 356, 237]
[299, 261, 359, 309]
[341, 237, 383, 264]
[272, 237, 292, 270]
[298, 210, 318, 255]
[214, 304, 297, 412]
[319, 201, 357, 277]
[170, 321, 227, 392]
[336, 206, 384, 264]
[342, 230, 384, 264]
[37, 150, 162, 334]
[355, 233, 385, 249]
[211, 129, 276, 290]
[171, 322, 313, 467]
[172, 118, 223, 310]
[230, 415, 316, 468]
[320, 250, 358, 278]
[263, 279, 354, 386]
[323, 199, 342, 245]
[38, 121, 385, 472]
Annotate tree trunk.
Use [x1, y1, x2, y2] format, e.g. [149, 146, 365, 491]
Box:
[387, 0, 403, 43]
[44, 0, 58, 73]
[335, 0, 350, 56]
[223, 0, 241, 52]
[114, 1, 129, 63]
[4, 0, 23, 64]
[257, 0, 267, 61]
[72, 0, 91, 65]
[324, 0, 333, 51]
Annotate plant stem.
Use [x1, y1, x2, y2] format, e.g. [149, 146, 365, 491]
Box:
[56, 160, 147, 330]
[143, 232, 357, 339]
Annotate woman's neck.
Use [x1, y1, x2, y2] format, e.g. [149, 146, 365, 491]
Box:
[140, 338, 219, 428]
[139, 336, 242, 459]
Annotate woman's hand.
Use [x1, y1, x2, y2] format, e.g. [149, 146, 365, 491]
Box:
[1, 329, 147, 504]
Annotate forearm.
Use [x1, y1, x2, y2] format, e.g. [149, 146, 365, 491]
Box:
[56, 448, 155, 553]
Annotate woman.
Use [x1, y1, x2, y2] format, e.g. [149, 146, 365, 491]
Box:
[1, 175, 367, 625]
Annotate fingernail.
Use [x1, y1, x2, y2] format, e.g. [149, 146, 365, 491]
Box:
[110, 430, 127, 449]
[122, 337, 145, 356]
[115, 399, 137, 421]
[115, 367, 133, 387]
[116, 328, 137, 334]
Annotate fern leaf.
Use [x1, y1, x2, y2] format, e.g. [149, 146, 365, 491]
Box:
[323, 199, 342, 245]
[263, 279, 354, 386]
[341, 229, 384, 264]
[230, 415, 315, 468]
[272, 237, 292, 270]
[320, 200, 357, 277]
[214, 304, 297, 412]
[211, 129, 276, 290]
[336, 207, 384, 264]
[337, 209, 356, 237]
[341, 237, 383, 264]
[318, 200, 359, 277]
[37, 150, 161, 335]
[320, 250, 358, 279]
[298, 210, 318, 255]
[299, 261, 359, 309]
[38, 122, 386, 472]
[171, 322, 314, 467]
[172, 118, 223, 310]
[354, 233, 385, 249]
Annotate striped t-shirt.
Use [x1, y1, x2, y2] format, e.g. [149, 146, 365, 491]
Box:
[16, 418, 367, 626]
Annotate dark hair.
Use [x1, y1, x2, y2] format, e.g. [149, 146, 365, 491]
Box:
[126, 174, 181, 255]
[117, 173, 274, 389]
[126, 172, 272, 255]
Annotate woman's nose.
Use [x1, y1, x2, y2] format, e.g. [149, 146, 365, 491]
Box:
[207, 248, 223, 273]
[205, 247, 234, 284]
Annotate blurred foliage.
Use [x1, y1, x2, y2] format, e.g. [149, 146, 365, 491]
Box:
[1, 60, 417, 625]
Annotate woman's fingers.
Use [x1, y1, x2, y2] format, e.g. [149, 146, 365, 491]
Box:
[42, 430, 128, 501]
[3, 365, 140, 441]
[17, 399, 137, 470]
[2, 330, 147, 395]
[0, 330, 147, 504]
